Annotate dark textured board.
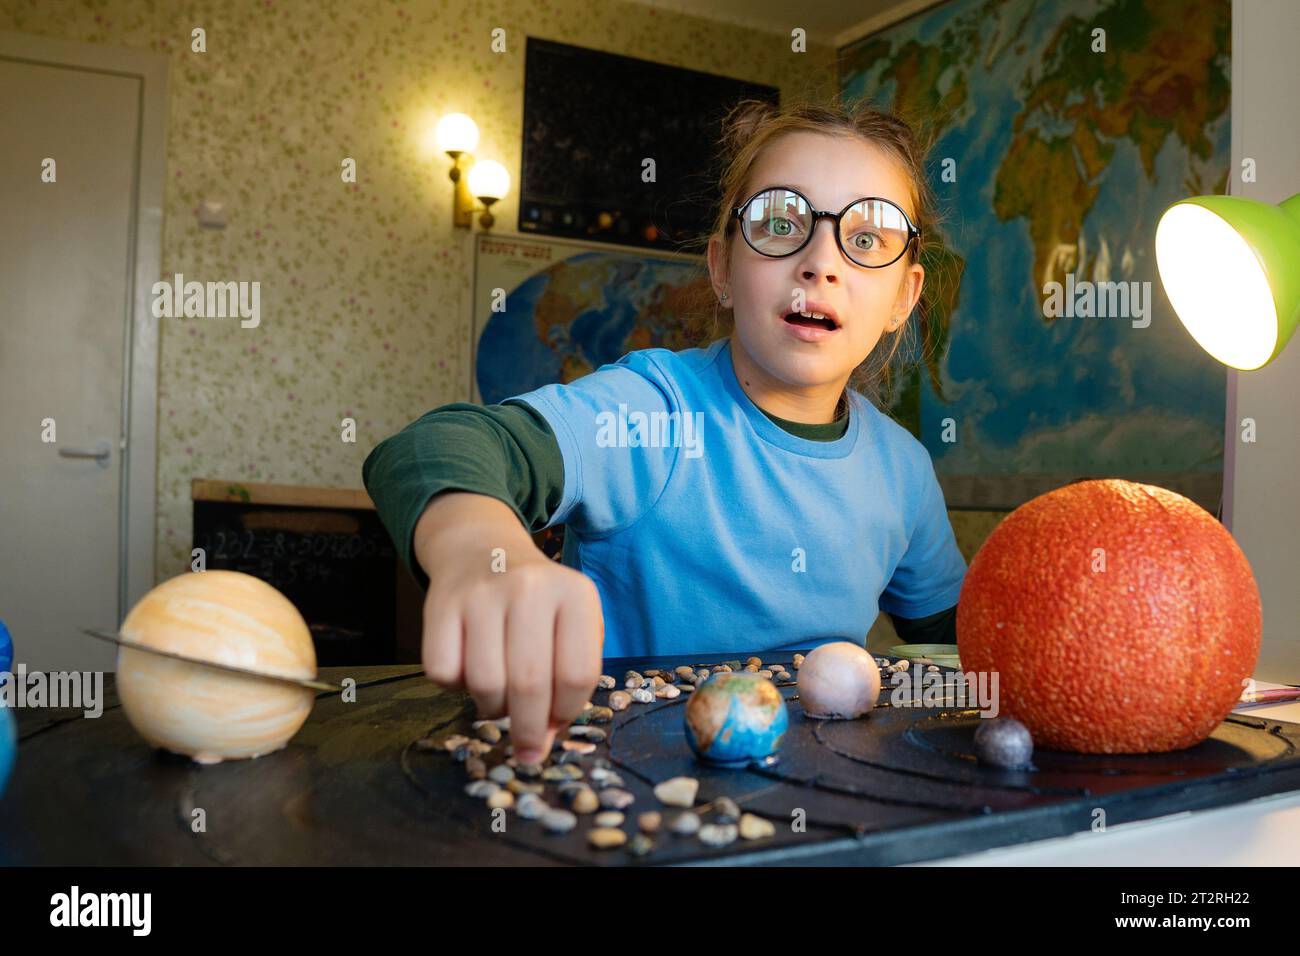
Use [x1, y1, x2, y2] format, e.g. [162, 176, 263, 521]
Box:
[5, 656, 1300, 866]
[404, 651, 1300, 865]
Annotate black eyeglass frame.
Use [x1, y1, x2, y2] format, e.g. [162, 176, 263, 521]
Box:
[730, 186, 920, 269]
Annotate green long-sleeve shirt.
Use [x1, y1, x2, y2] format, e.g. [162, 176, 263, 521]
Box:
[361, 398, 957, 646]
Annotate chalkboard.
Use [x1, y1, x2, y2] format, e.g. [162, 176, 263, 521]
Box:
[192, 492, 404, 666]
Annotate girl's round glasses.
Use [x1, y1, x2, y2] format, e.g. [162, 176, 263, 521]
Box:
[731, 186, 919, 269]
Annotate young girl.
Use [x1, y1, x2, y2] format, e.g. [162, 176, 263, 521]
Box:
[363, 99, 966, 764]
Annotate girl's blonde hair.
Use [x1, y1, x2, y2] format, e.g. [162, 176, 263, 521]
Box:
[680, 95, 951, 411]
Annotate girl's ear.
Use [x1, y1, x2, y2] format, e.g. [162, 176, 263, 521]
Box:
[890, 261, 925, 329]
[707, 234, 729, 300]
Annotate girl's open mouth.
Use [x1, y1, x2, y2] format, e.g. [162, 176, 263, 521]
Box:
[782, 310, 839, 341]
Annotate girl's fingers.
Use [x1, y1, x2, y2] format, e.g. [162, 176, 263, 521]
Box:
[505, 596, 556, 763]
[421, 591, 464, 689]
[551, 582, 604, 725]
[462, 597, 508, 718]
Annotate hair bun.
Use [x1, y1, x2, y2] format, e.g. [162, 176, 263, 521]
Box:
[719, 98, 777, 160]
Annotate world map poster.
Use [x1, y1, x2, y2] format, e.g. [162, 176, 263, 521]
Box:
[841, 0, 1230, 513]
[471, 234, 707, 405]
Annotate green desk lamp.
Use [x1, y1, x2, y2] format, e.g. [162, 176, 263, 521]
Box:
[1155, 192, 1300, 370]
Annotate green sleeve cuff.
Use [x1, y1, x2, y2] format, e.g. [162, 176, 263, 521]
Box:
[361, 401, 565, 590]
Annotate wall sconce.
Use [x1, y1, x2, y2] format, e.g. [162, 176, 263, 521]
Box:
[435, 112, 511, 231]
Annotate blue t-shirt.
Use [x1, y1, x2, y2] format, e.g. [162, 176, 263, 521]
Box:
[506, 337, 966, 659]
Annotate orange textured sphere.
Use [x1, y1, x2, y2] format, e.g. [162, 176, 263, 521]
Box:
[957, 480, 1261, 754]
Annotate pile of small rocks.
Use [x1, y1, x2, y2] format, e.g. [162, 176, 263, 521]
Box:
[421, 658, 811, 858]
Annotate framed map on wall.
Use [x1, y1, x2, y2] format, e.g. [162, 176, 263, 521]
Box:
[840, 0, 1231, 514]
[470, 233, 707, 405]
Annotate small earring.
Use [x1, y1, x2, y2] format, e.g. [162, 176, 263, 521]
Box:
[720, 291, 729, 302]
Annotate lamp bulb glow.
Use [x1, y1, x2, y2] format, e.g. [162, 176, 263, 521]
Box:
[435, 113, 479, 155]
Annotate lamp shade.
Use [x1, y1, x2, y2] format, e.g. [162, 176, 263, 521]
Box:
[467, 159, 510, 201]
[1155, 192, 1300, 370]
[435, 112, 479, 155]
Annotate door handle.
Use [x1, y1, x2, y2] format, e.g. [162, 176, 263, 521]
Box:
[57, 440, 112, 469]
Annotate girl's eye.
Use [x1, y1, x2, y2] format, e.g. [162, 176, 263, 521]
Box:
[769, 217, 796, 236]
[852, 231, 881, 250]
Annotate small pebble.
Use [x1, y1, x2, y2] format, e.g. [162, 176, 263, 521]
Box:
[928, 665, 940, 673]
[587, 828, 627, 850]
[609, 691, 631, 711]
[597, 675, 616, 690]
[568, 725, 606, 741]
[433, 733, 469, 753]
[507, 779, 544, 795]
[488, 764, 515, 784]
[628, 833, 655, 857]
[775, 671, 792, 682]
[699, 823, 738, 847]
[465, 740, 493, 757]
[570, 787, 600, 814]
[464, 780, 500, 799]
[599, 788, 635, 810]
[758, 669, 772, 679]
[746, 656, 762, 667]
[743, 664, 760, 673]
[485, 789, 514, 811]
[654, 776, 699, 808]
[515, 762, 543, 780]
[624, 670, 643, 688]
[543, 764, 584, 782]
[465, 756, 487, 780]
[594, 811, 625, 828]
[711, 664, 731, 673]
[476, 723, 502, 744]
[631, 688, 654, 704]
[651, 675, 666, 688]
[541, 809, 577, 833]
[654, 684, 680, 699]
[714, 797, 741, 823]
[792, 654, 804, 669]
[587, 706, 614, 724]
[516, 793, 548, 820]
[562, 740, 596, 755]
[675, 666, 696, 679]
[670, 812, 701, 836]
[696, 670, 711, 684]
[638, 811, 662, 834]
[739, 813, 775, 839]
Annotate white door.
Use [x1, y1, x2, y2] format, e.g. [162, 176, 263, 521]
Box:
[0, 34, 166, 672]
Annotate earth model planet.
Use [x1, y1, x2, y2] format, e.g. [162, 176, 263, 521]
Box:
[684, 672, 789, 766]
